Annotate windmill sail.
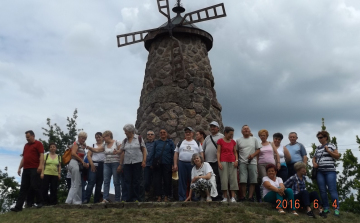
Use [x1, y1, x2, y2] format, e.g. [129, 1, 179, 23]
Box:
[117, 28, 158, 47]
[180, 3, 226, 26]
[157, 0, 171, 20]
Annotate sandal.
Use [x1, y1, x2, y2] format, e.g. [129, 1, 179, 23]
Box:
[278, 209, 286, 214]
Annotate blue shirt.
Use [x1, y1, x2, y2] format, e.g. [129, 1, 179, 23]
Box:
[283, 174, 307, 195]
[145, 141, 155, 167]
[286, 143, 307, 163]
[148, 139, 175, 166]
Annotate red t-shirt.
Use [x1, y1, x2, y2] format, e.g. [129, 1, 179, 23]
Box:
[23, 140, 44, 169]
[217, 138, 236, 162]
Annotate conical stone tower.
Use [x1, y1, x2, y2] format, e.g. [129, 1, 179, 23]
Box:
[135, 5, 223, 142]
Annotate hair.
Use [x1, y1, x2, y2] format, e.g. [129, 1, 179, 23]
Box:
[224, 126, 234, 134]
[25, 130, 35, 136]
[273, 132, 283, 140]
[242, 125, 249, 129]
[95, 132, 102, 137]
[123, 124, 135, 133]
[294, 162, 306, 172]
[102, 130, 113, 139]
[147, 130, 155, 135]
[159, 127, 167, 132]
[317, 130, 329, 141]
[265, 163, 277, 173]
[190, 153, 204, 165]
[49, 142, 56, 148]
[258, 129, 269, 137]
[196, 129, 206, 139]
[288, 132, 298, 137]
[78, 131, 88, 138]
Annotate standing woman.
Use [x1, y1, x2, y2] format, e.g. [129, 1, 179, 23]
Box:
[41, 142, 61, 205]
[118, 124, 147, 202]
[65, 132, 88, 205]
[195, 130, 206, 146]
[314, 130, 341, 217]
[217, 126, 238, 203]
[87, 130, 121, 203]
[148, 128, 175, 202]
[271, 133, 291, 182]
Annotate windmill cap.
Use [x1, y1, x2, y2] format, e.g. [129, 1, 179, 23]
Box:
[210, 121, 219, 127]
[184, 127, 195, 132]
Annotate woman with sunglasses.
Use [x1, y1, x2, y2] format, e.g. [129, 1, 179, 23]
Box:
[313, 130, 341, 217]
[148, 128, 175, 202]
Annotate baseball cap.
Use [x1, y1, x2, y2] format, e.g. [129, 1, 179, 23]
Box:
[209, 121, 219, 127]
[184, 127, 195, 132]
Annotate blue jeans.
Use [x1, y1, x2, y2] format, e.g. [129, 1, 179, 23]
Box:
[85, 162, 104, 203]
[263, 188, 296, 210]
[123, 162, 143, 202]
[178, 161, 196, 201]
[317, 171, 339, 210]
[81, 176, 87, 203]
[103, 162, 122, 202]
[144, 166, 153, 193]
[277, 165, 288, 183]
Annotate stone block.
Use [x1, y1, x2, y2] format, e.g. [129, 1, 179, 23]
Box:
[184, 109, 196, 118]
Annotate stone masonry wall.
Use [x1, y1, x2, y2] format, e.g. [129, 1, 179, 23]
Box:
[135, 33, 223, 143]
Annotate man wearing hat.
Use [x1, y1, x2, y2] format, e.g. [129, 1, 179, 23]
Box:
[202, 121, 223, 201]
[173, 127, 204, 201]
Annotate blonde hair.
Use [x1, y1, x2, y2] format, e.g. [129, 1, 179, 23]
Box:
[294, 162, 306, 172]
[258, 129, 269, 137]
[78, 131, 87, 138]
[103, 130, 113, 139]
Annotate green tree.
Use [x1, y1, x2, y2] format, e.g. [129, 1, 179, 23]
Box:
[39, 109, 82, 203]
[0, 167, 20, 213]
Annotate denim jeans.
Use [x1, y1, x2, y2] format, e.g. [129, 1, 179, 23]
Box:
[85, 162, 104, 203]
[317, 171, 339, 210]
[144, 166, 153, 193]
[123, 162, 142, 202]
[103, 162, 122, 202]
[277, 166, 288, 183]
[178, 161, 196, 201]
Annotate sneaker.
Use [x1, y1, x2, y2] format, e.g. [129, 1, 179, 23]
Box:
[323, 209, 330, 214]
[230, 197, 236, 203]
[206, 196, 212, 202]
[221, 198, 228, 203]
[10, 207, 22, 212]
[101, 199, 109, 203]
[319, 211, 327, 218]
[200, 197, 206, 202]
[238, 197, 246, 202]
[35, 203, 43, 209]
[248, 197, 255, 202]
[334, 209, 340, 217]
[306, 211, 316, 218]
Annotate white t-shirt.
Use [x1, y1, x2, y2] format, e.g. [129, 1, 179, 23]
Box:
[91, 142, 106, 165]
[175, 139, 203, 162]
[276, 144, 286, 164]
[262, 176, 283, 198]
[236, 137, 261, 164]
[104, 140, 121, 164]
[191, 162, 214, 179]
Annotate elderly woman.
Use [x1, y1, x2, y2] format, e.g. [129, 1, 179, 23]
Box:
[185, 153, 217, 202]
[148, 128, 175, 202]
[87, 130, 121, 203]
[313, 130, 341, 217]
[65, 131, 88, 204]
[284, 162, 326, 218]
[118, 124, 146, 202]
[41, 142, 61, 205]
[217, 126, 238, 203]
[258, 129, 280, 183]
[271, 133, 291, 182]
[262, 164, 298, 215]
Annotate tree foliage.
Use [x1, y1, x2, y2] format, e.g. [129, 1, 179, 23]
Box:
[38, 109, 82, 203]
[0, 167, 20, 213]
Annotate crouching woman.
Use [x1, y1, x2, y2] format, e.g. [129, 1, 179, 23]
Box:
[185, 153, 217, 202]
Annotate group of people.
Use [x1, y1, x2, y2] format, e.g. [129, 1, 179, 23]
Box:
[10, 122, 341, 218]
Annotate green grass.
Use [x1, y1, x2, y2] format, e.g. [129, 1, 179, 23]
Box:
[0, 203, 358, 223]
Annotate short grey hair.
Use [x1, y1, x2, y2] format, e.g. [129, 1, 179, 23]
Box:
[123, 124, 135, 133]
[289, 132, 298, 136]
[294, 162, 306, 172]
[191, 153, 204, 165]
[78, 131, 88, 138]
[147, 130, 155, 135]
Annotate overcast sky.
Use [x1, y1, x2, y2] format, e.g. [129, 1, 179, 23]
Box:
[1, 0, 360, 183]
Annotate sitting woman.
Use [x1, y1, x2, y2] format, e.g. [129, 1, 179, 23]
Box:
[262, 164, 298, 215]
[284, 162, 326, 218]
[185, 153, 217, 202]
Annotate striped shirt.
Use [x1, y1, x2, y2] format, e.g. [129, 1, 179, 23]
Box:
[314, 143, 337, 172]
[283, 174, 306, 195]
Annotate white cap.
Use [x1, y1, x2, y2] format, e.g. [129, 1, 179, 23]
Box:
[209, 121, 219, 127]
[184, 127, 195, 132]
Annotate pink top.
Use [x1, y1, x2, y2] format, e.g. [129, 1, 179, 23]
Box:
[258, 143, 275, 165]
[217, 138, 236, 162]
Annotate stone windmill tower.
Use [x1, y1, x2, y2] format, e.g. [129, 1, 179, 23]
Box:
[117, 0, 226, 142]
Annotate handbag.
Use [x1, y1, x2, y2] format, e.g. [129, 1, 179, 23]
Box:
[311, 145, 326, 180]
[152, 141, 167, 169]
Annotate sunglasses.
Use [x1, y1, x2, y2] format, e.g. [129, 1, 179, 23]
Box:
[317, 136, 324, 139]
[147, 134, 154, 136]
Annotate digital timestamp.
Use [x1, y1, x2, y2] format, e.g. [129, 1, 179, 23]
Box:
[276, 199, 338, 209]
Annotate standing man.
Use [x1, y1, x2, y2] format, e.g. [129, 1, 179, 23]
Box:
[144, 130, 155, 201]
[236, 125, 261, 202]
[11, 130, 44, 212]
[173, 127, 204, 201]
[202, 121, 223, 201]
[286, 132, 307, 177]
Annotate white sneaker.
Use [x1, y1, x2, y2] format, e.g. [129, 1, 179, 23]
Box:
[230, 197, 236, 203]
[200, 197, 206, 202]
[206, 196, 212, 202]
[221, 198, 228, 202]
[101, 199, 109, 203]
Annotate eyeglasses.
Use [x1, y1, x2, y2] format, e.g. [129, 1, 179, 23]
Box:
[317, 136, 324, 139]
[147, 134, 154, 136]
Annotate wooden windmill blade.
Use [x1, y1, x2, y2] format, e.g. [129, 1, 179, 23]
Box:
[117, 28, 159, 47]
[179, 3, 226, 26]
[157, 0, 171, 20]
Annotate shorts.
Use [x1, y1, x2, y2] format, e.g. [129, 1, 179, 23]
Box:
[239, 163, 257, 184]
